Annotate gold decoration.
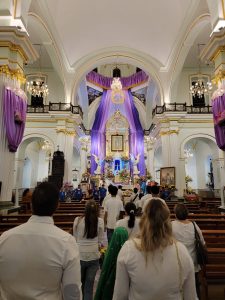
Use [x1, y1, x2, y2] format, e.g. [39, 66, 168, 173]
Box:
[159, 130, 179, 136]
[56, 129, 76, 136]
[0, 65, 26, 84]
[0, 41, 28, 62]
[212, 70, 225, 86]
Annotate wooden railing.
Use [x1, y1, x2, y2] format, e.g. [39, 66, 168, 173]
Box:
[27, 102, 83, 119]
[152, 103, 212, 117]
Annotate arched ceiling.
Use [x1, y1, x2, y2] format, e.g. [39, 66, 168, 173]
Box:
[27, 0, 210, 71]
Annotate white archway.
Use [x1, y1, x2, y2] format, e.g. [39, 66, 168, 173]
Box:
[71, 47, 164, 106]
[181, 134, 221, 192]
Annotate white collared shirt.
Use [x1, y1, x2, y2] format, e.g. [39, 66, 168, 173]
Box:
[0, 215, 82, 300]
[105, 196, 124, 229]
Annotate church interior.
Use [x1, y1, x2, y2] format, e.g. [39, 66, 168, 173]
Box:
[1, 0, 225, 299]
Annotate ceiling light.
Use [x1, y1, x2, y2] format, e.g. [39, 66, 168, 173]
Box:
[190, 44, 212, 98]
[27, 44, 49, 98]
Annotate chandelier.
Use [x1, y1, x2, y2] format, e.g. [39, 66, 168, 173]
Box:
[27, 80, 49, 97]
[27, 44, 49, 98]
[190, 44, 212, 98]
[41, 140, 51, 151]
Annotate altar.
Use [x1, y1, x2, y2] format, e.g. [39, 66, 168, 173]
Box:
[90, 74, 146, 179]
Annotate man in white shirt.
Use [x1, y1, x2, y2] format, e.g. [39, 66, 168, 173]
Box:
[0, 182, 82, 300]
[142, 185, 166, 212]
[117, 185, 123, 201]
[104, 185, 124, 243]
[138, 185, 152, 210]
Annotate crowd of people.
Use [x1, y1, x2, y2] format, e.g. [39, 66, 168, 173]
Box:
[0, 181, 205, 300]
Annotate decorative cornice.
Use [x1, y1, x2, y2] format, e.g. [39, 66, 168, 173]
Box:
[56, 128, 76, 136]
[159, 130, 179, 136]
[212, 69, 225, 85]
[0, 64, 26, 83]
[0, 41, 28, 61]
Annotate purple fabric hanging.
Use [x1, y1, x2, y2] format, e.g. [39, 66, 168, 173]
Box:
[91, 89, 145, 175]
[212, 94, 225, 150]
[86, 70, 149, 90]
[3, 87, 27, 152]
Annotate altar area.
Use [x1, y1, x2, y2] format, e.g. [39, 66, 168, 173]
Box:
[89, 71, 147, 183]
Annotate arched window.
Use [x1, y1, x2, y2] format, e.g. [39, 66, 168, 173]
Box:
[113, 67, 121, 78]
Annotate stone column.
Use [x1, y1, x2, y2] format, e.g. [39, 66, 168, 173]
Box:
[56, 127, 76, 184]
[79, 136, 90, 176]
[177, 158, 186, 197]
[13, 157, 25, 206]
[145, 137, 155, 178]
[215, 156, 225, 207]
[201, 27, 225, 205]
[0, 27, 37, 204]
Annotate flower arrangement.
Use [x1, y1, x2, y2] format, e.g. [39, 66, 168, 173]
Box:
[104, 155, 113, 163]
[121, 155, 130, 162]
[185, 175, 193, 183]
[119, 169, 130, 180]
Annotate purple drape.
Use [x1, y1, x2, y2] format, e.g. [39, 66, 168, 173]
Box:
[86, 70, 149, 90]
[3, 87, 27, 152]
[91, 90, 145, 175]
[212, 94, 225, 150]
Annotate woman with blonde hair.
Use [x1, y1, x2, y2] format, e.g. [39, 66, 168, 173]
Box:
[113, 199, 197, 300]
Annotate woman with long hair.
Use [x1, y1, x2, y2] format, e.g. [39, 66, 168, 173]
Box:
[115, 202, 140, 238]
[113, 199, 197, 300]
[94, 227, 128, 300]
[172, 203, 206, 299]
[73, 200, 104, 300]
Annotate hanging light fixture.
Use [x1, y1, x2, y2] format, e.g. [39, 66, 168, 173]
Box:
[190, 44, 212, 98]
[27, 44, 49, 98]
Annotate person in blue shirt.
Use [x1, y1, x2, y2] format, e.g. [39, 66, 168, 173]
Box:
[73, 185, 83, 201]
[99, 184, 107, 206]
[59, 188, 66, 202]
[93, 186, 100, 202]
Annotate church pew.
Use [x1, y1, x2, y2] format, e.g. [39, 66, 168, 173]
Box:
[0, 213, 80, 223]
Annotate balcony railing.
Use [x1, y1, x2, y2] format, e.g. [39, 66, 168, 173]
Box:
[152, 103, 212, 117]
[27, 102, 83, 119]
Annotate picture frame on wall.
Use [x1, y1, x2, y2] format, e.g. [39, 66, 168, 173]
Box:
[111, 134, 124, 152]
[160, 167, 175, 186]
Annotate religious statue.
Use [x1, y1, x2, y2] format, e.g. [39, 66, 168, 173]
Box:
[130, 153, 140, 175]
[92, 154, 103, 175]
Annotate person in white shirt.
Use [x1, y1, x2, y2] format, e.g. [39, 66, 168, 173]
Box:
[117, 185, 123, 201]
[128, 187, 139, 206]
[73, 200, 104, 300]
[113, 199, 197, 300]
[0, 182, 81, 300]
[102, 184, 113, 210]
[138, 185, 152, 210]
[172, 203, 206, 299]
[104, 185, 124, 243]
[142, 185, 165, 212]
[116, 202, 140, 238]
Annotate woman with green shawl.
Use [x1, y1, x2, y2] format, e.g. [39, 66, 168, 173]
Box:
[94, 227, 128, 300]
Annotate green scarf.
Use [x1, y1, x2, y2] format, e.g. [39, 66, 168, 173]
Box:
[94, 227, 128, 300]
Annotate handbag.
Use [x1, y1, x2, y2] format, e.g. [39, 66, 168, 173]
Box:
[192, 221, 208, 265]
